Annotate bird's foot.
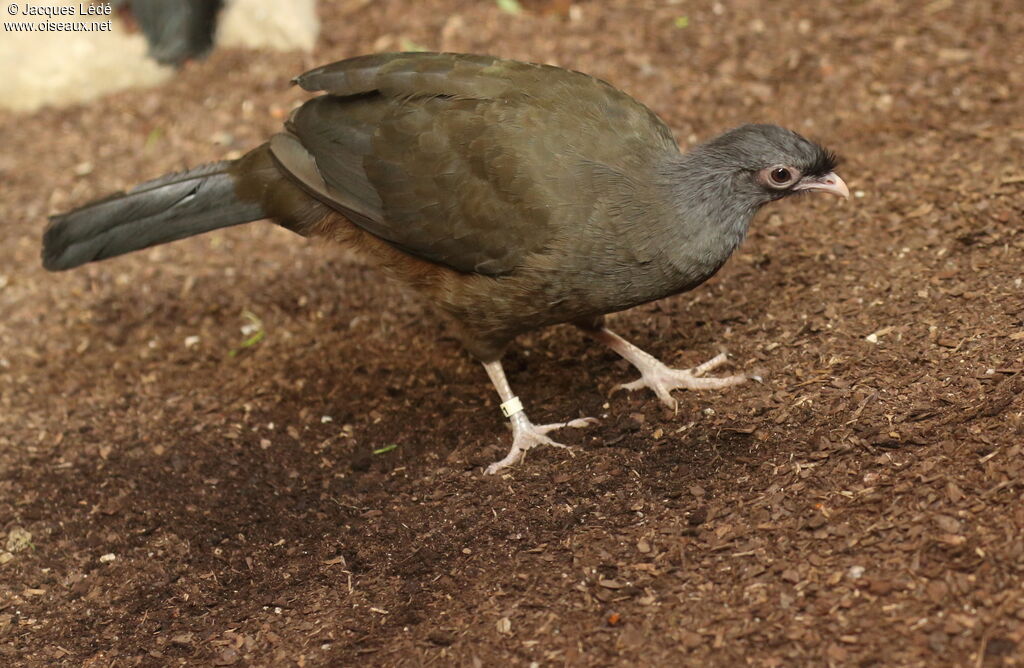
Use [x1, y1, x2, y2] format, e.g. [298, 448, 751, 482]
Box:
[614, 352, 751, 410]
[485, 413, 597, 475]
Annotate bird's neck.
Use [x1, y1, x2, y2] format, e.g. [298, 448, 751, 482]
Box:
[651, 153, 759, 287]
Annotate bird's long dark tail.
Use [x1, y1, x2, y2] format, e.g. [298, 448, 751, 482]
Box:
[42, 159, 265, 272]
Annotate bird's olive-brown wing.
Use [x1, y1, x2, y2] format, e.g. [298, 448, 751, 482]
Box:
[271, 52, 678, 275]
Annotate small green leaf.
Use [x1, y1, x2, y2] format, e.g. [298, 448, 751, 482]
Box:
[496, 0, 522, 14]
[144, 127, 163, 152]
[229, 310, 265, 357]
[373, 444, 399, 455]
[399, 38, 428, 52]
[674, 15, 690, 28]
[239, 330, 265, 349]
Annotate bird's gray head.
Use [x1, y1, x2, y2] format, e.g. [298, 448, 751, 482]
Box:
[693, 124, 848, 205]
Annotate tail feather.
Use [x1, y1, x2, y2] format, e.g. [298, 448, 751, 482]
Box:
[42, 160, 265, 271]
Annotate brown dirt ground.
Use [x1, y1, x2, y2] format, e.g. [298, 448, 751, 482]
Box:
[2, 0, 1024, 665]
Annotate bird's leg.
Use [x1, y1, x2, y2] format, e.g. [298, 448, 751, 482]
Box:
[585, 327, 751, 411]
[481, 359, 597, 475]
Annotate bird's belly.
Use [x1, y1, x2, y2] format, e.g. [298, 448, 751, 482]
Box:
[432, 236, 737, 360]
[448, 258, 698, 337]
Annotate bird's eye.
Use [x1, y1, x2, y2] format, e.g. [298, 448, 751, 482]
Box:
[758, 165, 802, 191]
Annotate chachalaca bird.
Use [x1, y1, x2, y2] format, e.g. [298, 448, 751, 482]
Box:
[42, 52, 848, 473]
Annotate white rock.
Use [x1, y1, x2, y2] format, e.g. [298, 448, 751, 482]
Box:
[218, 0, 319, 53]
[0, 1, 171, 111]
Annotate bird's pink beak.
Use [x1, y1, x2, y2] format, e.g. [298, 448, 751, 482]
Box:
[794, 172, 849, 199]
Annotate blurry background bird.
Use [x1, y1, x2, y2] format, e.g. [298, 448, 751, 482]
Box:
[113, 0, 226, 67]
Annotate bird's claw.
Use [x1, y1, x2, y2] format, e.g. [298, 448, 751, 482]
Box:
[613, 352, 750, 410]
[485, 416, 598, 475]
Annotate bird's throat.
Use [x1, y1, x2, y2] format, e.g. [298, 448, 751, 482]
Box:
[653, 155, 758, 291]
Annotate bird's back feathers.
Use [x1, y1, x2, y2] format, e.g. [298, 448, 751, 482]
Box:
[274, 52, 680, 276]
